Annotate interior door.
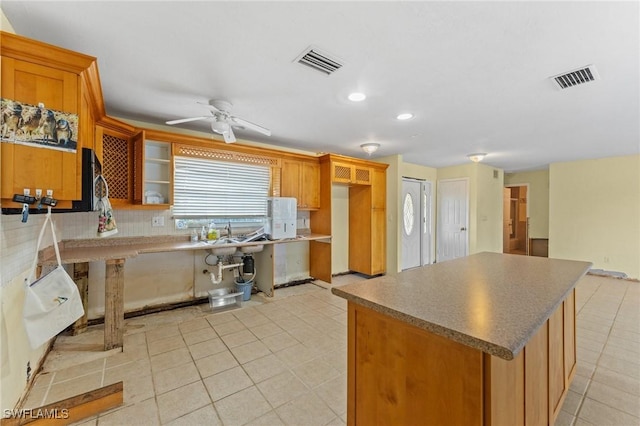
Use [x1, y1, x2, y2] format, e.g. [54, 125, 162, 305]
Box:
[436, 178, 469, 262]
[401, 179, 422, 270]
[503, 188, 511, 253]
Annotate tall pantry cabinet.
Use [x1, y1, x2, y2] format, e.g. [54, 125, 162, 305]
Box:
[310, 154, 388, 282]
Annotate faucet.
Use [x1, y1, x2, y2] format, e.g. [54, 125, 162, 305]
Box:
[225, 221, 232, 239]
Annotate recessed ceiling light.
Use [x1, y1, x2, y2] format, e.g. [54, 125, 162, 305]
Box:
[348, 92, 366, 102]
[397, 113, 413, 120]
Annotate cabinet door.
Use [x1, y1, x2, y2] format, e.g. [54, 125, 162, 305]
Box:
[332, 161, 353, 184]
[1, 57, 81, 204]
[300, 161, 320, 209]
[349, 185, 372, 274]
[353, 166, 372, 185]
[548, 306, 565, 423]
[564, 289, 576, 382]
[98, 126, 133, 206]
[281, 160, 301, 204]
[371, 208, 386, 275]
[132, 131, 145, 204]
[371, 168, 386, 209]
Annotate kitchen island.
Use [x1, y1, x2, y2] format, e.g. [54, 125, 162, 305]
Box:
[331, 252, 591, 426]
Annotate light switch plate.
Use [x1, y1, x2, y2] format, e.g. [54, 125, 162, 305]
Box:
[152, 216, 165, 227]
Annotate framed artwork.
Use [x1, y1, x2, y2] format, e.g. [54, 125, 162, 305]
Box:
[0, 98, 78, 153]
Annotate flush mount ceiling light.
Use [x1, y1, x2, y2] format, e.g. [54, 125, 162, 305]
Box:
[467, 153, 487, 163]
[348, 92, 366, 102]
[361, 142, 380, 155]
[396, 113, 413, 120]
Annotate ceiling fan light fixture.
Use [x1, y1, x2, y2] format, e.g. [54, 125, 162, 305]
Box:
[361, 142, 380, 155]
[467, 153, 487, 163]
[211, 120, 230, 134]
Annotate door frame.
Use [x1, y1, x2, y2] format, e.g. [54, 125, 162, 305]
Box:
[436, 177, 469, 262]
[504, 183, 530, 255]
[401, 177, 433, 270]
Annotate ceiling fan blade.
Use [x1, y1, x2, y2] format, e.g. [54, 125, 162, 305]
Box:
[166, 116, 210, 125]
[224, 127, 236, 143]
[231, 116, 271, 136]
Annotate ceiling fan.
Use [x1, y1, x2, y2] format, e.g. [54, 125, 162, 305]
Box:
[165, 100, 271, 143]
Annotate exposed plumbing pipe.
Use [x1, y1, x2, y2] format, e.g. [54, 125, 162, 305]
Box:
[210, 258, 244, 285]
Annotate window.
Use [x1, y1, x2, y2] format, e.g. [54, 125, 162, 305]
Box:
[173, 156, 270, 218]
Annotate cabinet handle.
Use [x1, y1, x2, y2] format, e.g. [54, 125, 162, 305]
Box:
[460, 227, 467, 231]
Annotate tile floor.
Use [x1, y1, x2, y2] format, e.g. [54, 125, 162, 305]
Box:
[21, 274, 639, 426]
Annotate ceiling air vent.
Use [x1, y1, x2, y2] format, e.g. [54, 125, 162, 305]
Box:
[295, 46, 343, 75]
[550, 64, 600, 90]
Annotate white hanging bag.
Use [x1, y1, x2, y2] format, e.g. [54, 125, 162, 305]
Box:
[22, 207, 85, 349]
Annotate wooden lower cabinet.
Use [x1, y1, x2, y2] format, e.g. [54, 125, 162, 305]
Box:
[347, 289, 577, 426]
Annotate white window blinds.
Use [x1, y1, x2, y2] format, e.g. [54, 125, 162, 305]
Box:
[173, 156, 269, 217]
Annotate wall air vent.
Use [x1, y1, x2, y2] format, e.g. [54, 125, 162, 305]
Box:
[550, 65, 600, 90]
[295, 46, 343, 75]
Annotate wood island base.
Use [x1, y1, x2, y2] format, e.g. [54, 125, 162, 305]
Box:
[346, 289, 576, 426]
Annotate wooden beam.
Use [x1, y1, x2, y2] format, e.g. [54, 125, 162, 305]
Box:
[0, 382, 123, 426]
[104, 258, 125, 350]
[71, 262, 89, 335]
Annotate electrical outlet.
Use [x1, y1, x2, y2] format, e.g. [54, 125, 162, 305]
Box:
[23, 188, 30, 196]
[152, 216, 165, 227]
[46, 189, 53, 197]
[35, 189, 42, 199]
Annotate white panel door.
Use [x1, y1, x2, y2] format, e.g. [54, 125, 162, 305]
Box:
[437, 178, 469, 262]
[401, 179, 421, 270]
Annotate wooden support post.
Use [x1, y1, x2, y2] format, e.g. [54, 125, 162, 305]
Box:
[104, 259, 125, 351]
[71, 262, 89, 335]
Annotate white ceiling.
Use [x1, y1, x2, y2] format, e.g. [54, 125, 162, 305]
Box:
[2, 1, 638, 172]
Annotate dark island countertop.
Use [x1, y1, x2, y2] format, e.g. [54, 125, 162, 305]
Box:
[331, 252, 591, 360]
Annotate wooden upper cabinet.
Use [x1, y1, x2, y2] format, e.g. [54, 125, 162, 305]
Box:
[281, 160, 301, 201]
[0, 32, 101, 208]
[281, 159, 320, 210]
[95, 119, 136, 206]
[132, 131, 172, 207]
[1, 58, 80, 205]
[371, 167, 386, 209]
[331, 161, 371, 185]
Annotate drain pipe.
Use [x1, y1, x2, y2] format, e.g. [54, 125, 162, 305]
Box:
[210, 258, 244, 285]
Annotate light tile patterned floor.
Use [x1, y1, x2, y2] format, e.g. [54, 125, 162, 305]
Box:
[21, 274, 639, 426]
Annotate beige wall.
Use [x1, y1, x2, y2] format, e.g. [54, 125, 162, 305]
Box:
[1, 7, 14, 32]
[549, 155, 640, 279]
[437, 163, 504, 255]
[331, 185, 350, 274]
[505, 169, 550, 238]
[377, 155, 401, 275]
